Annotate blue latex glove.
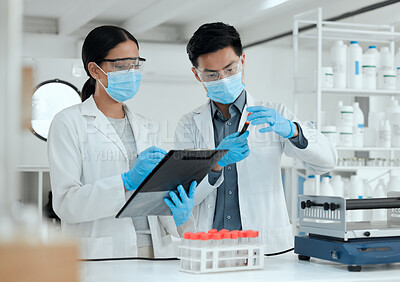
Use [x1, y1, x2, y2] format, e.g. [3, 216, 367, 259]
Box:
[121, 146, 167, 191]
[216, 131, 250, 167]
[247, 106, 296, 138]
[164, 181, 197, 227]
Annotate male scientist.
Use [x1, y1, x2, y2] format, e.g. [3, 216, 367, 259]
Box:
[174, 22, 337, 254]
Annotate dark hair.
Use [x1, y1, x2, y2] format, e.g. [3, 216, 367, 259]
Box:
[186, 22, 243, 68]
[81, 25, 139, 101]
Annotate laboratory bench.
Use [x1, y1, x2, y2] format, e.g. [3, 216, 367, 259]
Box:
[80, 251, 400, 282]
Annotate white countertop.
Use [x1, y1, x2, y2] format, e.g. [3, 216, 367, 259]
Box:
[80, 251, 400, 282]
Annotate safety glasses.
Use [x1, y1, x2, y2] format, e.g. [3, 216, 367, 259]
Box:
[196, 58, 243, 82]
[101, 57, 146, 72]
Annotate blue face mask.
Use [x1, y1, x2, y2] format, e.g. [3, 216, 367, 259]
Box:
[96, 63, 141, 103]
[203, 72, 245, 104]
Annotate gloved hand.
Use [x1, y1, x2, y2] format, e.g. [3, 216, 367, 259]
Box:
[121, 146, 167, 191]
[247, 106, 296, 138]
[216, 131, 250, 167]
[164, 181, 197, 227]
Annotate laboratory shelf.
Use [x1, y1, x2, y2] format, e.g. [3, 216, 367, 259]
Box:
[296, 21, 400, 43]
[321, 88, 400, 97]
[336, 147, 400, 152]
[333, 166, 400, 172]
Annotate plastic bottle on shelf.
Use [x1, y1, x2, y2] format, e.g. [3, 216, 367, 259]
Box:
[396, 47, 400, 90]
[338, 126, 353, 147]
[321, 67, 334, 88]
[349, 175, 364, 221]
[362, 46, 378, 90]
[368, 111, 385, 146]
[378, 120, 391, 148]
[339, 105, 354, 126]
[352, 102, 364, 147]
[331, 41, 347, 89]
[372, 179, 387, 222]
[386, 175, 400, 194]
[347, 41, 363, 89]
[343, 177, 350, 198]
[303, 175, 316, 195]
[331, 175, 344, 197]
[382, 69, 397, 90]
[321, 126, 337, 147]
[320, 175, 335, 196]
[392, 112, 400, 147]
[363, 179, 374, 221]
[378, 47, 395, 89]
[387, 97, 400, 119]
[335, 100, 344, 125]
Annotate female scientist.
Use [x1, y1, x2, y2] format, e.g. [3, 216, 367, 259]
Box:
[48, 25, 196, 259]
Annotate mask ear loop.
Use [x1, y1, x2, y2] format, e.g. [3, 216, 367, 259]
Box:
[93, 62, 108, 91]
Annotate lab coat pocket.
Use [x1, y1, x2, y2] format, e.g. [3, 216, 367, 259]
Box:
[79, 236, 113, 259]
[247, 144, 282, 194]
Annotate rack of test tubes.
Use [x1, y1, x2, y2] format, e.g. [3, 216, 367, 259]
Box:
[179, 229, 264, 274]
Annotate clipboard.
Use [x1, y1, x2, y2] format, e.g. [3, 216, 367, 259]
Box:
[116, 149, 227, 218]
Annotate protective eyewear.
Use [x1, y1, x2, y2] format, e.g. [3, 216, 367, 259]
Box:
[101, 57, 146, 72]
[196, 59, 242, 82]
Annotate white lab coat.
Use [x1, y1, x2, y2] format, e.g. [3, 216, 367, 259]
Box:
[48, 95, 194, 259]
[174, 93, 337, 254]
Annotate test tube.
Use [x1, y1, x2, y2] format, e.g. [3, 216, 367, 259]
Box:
[191, 232, 201, 271]
[200, 233, 212, 269]
[212, 232, 222, 268]
[230, 231, 239, 267]
[208, 229, 218, 234]
[182, 232, 192, 258]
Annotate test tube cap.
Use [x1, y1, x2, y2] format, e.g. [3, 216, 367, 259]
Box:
[184, 232, 193, 239]
[212, 233, 222, 240]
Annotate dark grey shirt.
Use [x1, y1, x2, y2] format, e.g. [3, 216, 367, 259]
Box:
[209, 91, 246, 231]
[208, 91, 308, 231]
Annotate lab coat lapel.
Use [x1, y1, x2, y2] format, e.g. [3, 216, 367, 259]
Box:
[81, 96, 129, 160]
[193, 100, 215, 149]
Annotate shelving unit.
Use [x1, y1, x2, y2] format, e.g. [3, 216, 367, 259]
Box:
[16, 165, 50, 222]
[290, 7, 400, 228]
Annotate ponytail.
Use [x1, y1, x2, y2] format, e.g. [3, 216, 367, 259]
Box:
[81, 77, 96, 102]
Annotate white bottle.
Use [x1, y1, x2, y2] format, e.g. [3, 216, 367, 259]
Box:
[303, 175, 316, 195]
[320, 176, 335, 196]
[335, 100, 344, 125]
[321, 126, 337, 147]
[386, 175, 400, 194]
[362, 46, 378, 90]
[321, 67, 334, 88]
[368, 111, 386, 146]
[362, 179, 374, 221]
[331, 175, 344, 197]
[343, 177, 350, 199]
[378, 47, 394, 89]
[382, 69, 397, 90]
[352, 102, 364, 147]
[349, 175, 363, 221]
[378, 120, 391, 148]
[396, 47, 400, 90]
[338, 126, 353, 147]
[339, 105, 354, 126]
[372, 179, 386, 222]
[392, 112, 400, 147]
[347, 41, 363, 89]
[331, 41, 347, 89]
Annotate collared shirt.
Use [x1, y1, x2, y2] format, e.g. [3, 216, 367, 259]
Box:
[209, 90, 246, 231]
[208, 91, 308, 231]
